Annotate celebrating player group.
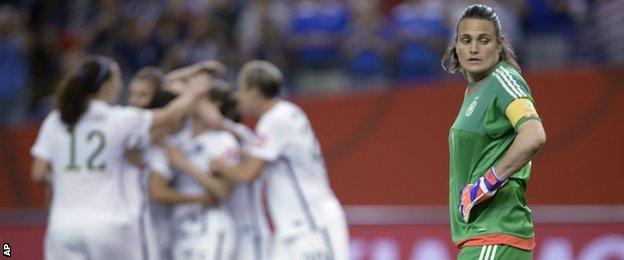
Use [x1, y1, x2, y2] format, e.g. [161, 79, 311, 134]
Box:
[30, 56, 349, 260]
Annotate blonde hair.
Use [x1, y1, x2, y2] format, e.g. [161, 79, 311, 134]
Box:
[240, 60, 283, 98]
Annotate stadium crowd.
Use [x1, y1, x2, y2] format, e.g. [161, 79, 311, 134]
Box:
[0, 0, 622, 124]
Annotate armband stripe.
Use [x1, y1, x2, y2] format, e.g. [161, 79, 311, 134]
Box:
[506, 98, 539, 127]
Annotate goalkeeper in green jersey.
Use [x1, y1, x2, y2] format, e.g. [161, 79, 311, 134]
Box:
[441, 4, 547, 260]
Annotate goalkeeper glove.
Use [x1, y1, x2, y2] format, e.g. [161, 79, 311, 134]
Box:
[459, 167, 506, 222]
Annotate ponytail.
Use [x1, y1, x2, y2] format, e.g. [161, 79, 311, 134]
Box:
[56, 56, 111, 131]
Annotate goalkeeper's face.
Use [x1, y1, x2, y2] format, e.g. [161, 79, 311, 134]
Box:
[455, 18, 502, 81]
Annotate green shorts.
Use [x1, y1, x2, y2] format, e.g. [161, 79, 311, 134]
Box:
[458, 245, 532, 260]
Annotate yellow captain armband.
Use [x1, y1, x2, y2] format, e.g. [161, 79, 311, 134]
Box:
[506, 98, 540, 128]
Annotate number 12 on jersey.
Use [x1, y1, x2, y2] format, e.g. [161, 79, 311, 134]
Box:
[66, 130, 107, 172]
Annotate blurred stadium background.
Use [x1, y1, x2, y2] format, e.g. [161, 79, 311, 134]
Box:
[0, 0, 623, 259]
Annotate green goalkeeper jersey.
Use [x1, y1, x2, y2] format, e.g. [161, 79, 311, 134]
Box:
[449, 61, 540, 250]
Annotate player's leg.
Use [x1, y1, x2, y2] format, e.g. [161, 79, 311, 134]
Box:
[458, 245, 532, 260]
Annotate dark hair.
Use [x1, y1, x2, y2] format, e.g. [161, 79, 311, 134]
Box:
[148, 90, 178, 109]
[240, 60, 283, 99]
[56, 56, 112, 131]
[441, 4, 520, 74]
[209, 79, 241, 122]
[133, 66, 164, 94]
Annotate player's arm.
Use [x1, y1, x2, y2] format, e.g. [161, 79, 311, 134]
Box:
[210, 155, 266, 183]
[148, 172, 216, 205]
[31, 157, 51, 186]
[213, 113, 287, 183]
[124, 149, 148, 171]
[30, 114, 55, 186]
[150, 74, 210, 135]
[493, 97, 546, 179]
[164, 60, 226, 85]
[164, 145, 233, 201]
[460, 98, 545, 222]
[493, 119, 546, 179]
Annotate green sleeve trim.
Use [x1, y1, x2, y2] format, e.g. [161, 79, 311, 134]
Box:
[514, 116, 542, 131]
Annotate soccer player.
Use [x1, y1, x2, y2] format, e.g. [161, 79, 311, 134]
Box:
[162, 82, 240, 260]
[126, 64, 227, 260]
[126, 67, 184, 260]
[126, 67, 170, 260]
[128, 67, 165, 109]
[198, 82, 272, 260]
[442, 5, 547, 260]
[30, 55, 208, 260]
[210, 61, 349, 260]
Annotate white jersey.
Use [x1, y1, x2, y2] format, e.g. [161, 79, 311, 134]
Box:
[248, 100, 344, 237]
[31, 100, 153, 222]
[170, 128, 238, 260]
[31, 100, 153, 260]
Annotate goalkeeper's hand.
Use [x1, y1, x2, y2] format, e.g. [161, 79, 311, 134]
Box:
[459, 167, 506, 222]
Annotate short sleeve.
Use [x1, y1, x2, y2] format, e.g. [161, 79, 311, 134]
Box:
[492, 66, 541, 129]
[247, 115, 290, 162]
[30, 112, 58, 160]
[221, 133, 240, 164]
[145, 147, 173, 181]
[114, 106, 154, 149]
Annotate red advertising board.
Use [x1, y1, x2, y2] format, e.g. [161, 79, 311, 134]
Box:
[349, 224, 624, 260]
[2, 223, 623, 259]
[3, 206, 624, 259]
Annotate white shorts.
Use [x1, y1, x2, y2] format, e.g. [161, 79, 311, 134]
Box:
[271, 216, 350, 260]
[172, 210, 235, 260]
[45, 218, 143, 260]
[233, 228, 270, 260]
[173, 230, 235, 260]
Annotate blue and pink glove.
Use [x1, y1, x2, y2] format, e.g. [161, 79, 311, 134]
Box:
[459, 167, 506, 222]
